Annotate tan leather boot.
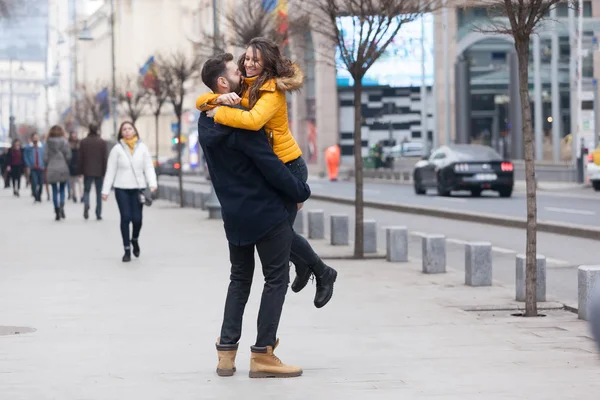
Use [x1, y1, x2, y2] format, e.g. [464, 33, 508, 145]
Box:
[216, 338, 238, 377]
[249, 339, 303, 378]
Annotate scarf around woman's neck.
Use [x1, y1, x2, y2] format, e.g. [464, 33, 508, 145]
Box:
[123, 137, 138, 154]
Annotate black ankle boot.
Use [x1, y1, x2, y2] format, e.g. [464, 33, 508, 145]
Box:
[291, 262, 312, 293]
[54, 207, 61, 221]
[314, 263, 337, 309]
[131, 239, 140, 258]
[60, 205, 66, 219]
[122, 249, 131, 262]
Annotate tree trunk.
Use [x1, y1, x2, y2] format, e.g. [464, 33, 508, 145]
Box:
[353, 79, 364, 259]
[176, 115, 184, 208]
[154, 112, 160, 183]
[516, 39, 538, 317]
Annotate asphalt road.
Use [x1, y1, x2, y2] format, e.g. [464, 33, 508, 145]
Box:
[171, 174, 600, 227]
[161, 175, 600, 307]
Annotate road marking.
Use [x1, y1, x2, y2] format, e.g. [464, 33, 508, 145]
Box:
[364, 189, 381, 195]
[544, 207, 596, 216]
[433, 197, 467, 203]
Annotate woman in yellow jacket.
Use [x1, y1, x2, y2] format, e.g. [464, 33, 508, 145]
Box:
[196, 37, 336, 309]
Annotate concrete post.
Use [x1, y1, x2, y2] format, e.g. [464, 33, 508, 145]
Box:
[363, 219, 377, 254]
[422, 234, 446, 274]
[205, 189, 222, 220]
[193, 191, 204, 209]
[330, 214, 349, 246]
[183, 189, 195, 207]
[578, 265, 600, 321]
[454, 57, 471, 144]
[515, 254, 547, 302]
[465, 242, 492, 287]
[308, 210, 325, 239]
[293, 209, 304, 234]
[386, 226, 408, 263]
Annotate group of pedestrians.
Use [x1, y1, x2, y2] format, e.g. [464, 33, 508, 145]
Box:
[2, 122, 157, 264]
[196, 38, 338, 379]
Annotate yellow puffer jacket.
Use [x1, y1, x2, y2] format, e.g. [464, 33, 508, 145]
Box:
[195, 64, 304, 164]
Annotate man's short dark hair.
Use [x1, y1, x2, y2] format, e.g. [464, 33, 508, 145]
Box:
[201, 53, 234, 92]
[89, 124, 98, 135]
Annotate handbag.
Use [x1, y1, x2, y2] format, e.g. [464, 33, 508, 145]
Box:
[124, 146, 153, 207]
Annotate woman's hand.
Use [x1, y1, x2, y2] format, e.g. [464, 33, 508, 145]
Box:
[297, 202, 304, 210]
[102, 194, 109, 201]
[207, 107, 219, 118]
[216, 93, 241, 106]
[150, 187, 157, 193]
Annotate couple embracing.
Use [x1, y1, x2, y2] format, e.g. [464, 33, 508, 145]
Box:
[197, 37, 337, 379]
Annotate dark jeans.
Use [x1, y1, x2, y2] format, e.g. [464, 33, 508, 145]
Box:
[115, 188, 143, 248]
[10, 166, 23, 191]
[30, 169, 44, 202]
[285, 157, 320, 268]
[84, 176, 103, 217]
[51, 182, 67, 208]
[220, 219, 294, 348]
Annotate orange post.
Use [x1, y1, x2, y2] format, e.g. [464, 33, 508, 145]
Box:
[325, 145, 341, 181]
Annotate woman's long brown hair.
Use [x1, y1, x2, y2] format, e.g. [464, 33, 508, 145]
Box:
[238, 37, 294, 109]
[47, 125, 66, 138]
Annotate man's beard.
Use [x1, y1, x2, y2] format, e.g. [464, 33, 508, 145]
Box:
[228, 77, 242, 96]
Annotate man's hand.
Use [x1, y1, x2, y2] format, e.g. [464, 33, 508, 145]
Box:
[216, 92, 241, 106]
[102, 194, 109, 201]
[150, 187, 157, 193]
[207, 107, 219, 118]
[297, 202, 304, 210]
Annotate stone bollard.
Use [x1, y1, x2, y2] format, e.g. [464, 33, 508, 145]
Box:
[465, 242, 492, 286]
[157, 185, 165, 200]
[578, 265, 600, 320]
[330, 214, 349, 246]
[293, 209, 304, 234]
[386, 226, 408, 262]
[363, 220, 377, 253]
[421, 235, 446, 274]
[183, 189, 195, 207]
[193, 191, 205, 209]
[205, 187, 222, 220]
[308, 210, 325, 239]
[515, 254, 546, 302]
[169, 186, 180, 203]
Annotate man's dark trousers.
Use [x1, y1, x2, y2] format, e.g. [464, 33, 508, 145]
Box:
[30, 169, 44, 202]
[219, 219, 294, 348]
[83, 176, 103, 217]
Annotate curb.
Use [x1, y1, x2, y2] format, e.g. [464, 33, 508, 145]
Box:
[309, 194, 600, 241]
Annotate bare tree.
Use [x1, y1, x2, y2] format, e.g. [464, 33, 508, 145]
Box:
[159, 51, 203, 207]
[467, 0, 568, 316]
[0, 0, 14, 19]
[305, 0, 437, 258]
[117, 75, 148, 125]
[75, 82, 111, 129]
[145, 58, 169, 175]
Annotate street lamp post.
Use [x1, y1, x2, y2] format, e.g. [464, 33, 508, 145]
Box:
[110, 0, 117, 138]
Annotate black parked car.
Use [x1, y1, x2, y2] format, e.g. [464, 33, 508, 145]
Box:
[413, 144, 514, 197]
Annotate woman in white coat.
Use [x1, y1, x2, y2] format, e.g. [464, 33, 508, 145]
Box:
[102, 122, 157, 262]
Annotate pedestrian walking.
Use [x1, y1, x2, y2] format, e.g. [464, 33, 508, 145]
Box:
[23, 132, 45, 203]
[6, 139, 25, 196]
[67, 131, 82, 203]
[101, 122, 157, 262]
[43, 125, 72, 220]
[199, 54, 311, 379]
[0, 148, 10, 189]
[79, 124, 108, 220]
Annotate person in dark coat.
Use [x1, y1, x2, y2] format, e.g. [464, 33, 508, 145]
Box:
[6, 139, 25, 196]
[78, 124, 108, 220]
[198, 53, 311, 379]
[67, 131, 82, 203]
[43, 126, 72, 220]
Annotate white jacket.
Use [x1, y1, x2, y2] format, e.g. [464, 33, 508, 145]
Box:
[102, 140, 157, 195]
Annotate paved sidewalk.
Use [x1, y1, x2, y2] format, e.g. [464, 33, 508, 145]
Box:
[0, 190, 598, 399]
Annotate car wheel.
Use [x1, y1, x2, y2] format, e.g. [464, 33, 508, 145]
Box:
[413, 172, 426, 195]
[471, 189, 482, 197]
[593, 181, 600, 191]
[498, 187, 513, 198]
[436, 176, 451, 197]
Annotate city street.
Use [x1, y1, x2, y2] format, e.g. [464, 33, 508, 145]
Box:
[0, 189, 599, 399]
[174, 175, 600, 227]
[165, 176, 600, 307]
